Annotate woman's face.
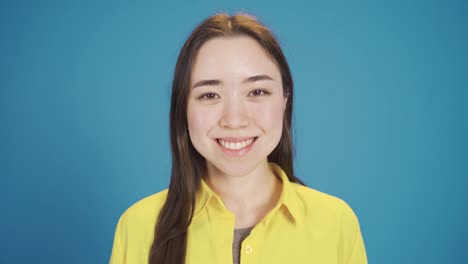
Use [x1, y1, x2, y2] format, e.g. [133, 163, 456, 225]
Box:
[187, 36, 287, 177]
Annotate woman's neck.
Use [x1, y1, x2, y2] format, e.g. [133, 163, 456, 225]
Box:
[203, 161, 283, 228]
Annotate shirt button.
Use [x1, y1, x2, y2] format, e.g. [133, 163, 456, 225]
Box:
[245, 245, 253, 254]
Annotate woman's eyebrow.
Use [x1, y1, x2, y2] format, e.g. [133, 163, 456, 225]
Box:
[242, 74, 274, 83]
[192, 79, 222, 89]
[192, 74, 274, 89]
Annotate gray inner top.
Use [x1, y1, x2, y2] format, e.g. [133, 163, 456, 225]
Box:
[232, 227, 254, 264]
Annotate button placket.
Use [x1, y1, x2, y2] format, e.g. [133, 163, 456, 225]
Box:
[245, 244, 253, 254]
[240, 224, 262, 262]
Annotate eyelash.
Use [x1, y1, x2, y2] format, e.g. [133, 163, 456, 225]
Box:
[197, 89, 271, 100]
[249, 89, 270, 96]
[198, 92, 219, 100]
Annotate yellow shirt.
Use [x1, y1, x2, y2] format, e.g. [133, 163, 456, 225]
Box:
[110, 163, 367, 264]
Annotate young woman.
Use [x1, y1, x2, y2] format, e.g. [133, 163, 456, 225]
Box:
[110, 13, 367, 264]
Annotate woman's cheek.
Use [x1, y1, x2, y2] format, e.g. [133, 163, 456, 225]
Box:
[188, 105, 219, 133]
[251, 102, 284, 129]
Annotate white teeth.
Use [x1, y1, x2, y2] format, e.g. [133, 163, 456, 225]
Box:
[218, 138, 255, 150]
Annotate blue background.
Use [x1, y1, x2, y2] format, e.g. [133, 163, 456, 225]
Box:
[1, 0, 467, 263]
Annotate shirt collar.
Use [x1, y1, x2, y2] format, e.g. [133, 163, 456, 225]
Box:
[268, 162, 301, 224]
[193, 162, 301, 224]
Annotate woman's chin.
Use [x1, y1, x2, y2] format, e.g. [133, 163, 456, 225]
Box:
[206, 160, 267, 179]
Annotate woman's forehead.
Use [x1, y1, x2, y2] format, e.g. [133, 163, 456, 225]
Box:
[190, 36, 281, 86]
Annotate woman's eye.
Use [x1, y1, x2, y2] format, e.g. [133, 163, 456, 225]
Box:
[198, 92, 219, 100]
[249, 89, 270, 97]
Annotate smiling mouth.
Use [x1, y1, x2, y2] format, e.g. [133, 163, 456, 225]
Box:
[216, 137, 258, 150]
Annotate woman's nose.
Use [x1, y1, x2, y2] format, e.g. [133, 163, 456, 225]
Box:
[219, 96, 249, 128]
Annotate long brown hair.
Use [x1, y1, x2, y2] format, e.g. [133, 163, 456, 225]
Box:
[149, 13, 305, 264]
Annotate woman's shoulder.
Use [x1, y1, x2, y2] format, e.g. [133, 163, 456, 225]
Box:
[290, 183, 359, 224]
[110, 189, 170, 262]
[289, 183, 367, 262]
[118, 189, 169, 225]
